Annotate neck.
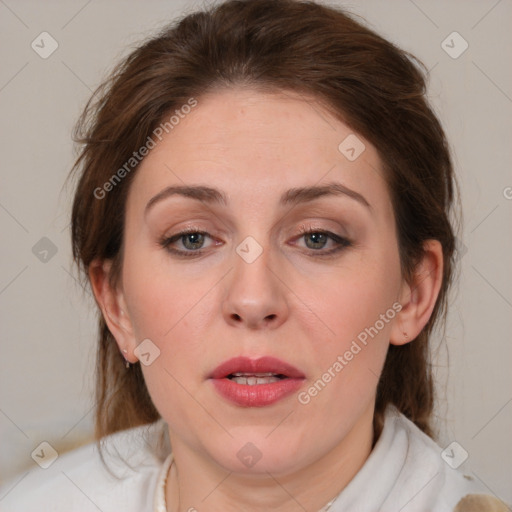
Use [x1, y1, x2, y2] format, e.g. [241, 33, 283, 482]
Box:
[166, 404, 375, 512]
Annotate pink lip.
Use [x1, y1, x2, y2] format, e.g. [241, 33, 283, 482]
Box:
[209, 356, 305, 407]
[209, 356, 305, 379]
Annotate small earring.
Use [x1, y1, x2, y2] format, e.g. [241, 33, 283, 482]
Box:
[403, 331, 409, 340]
[122, 349, 130, 369]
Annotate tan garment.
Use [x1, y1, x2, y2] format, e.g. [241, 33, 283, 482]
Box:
[454, 493, 511, 512]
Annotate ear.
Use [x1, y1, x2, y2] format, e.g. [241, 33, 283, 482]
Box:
[390, 240, 444, 346]
[88, 259, 138, 363]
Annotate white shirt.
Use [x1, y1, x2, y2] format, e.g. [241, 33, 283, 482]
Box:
[0, 405, 501, 511]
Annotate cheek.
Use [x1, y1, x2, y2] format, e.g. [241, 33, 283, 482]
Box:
[121, 260, 219, 424]
[121, 248, 225, 392]
[311, 284, 394, 373]
[297, 249, 401, 386]
[303, 254, 400, 339]
[122, 236, 211, 335]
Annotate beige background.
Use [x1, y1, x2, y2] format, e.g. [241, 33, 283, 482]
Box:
[1, 0, 511, 504]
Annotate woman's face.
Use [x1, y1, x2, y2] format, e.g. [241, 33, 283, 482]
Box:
[117, 88, 406, 474]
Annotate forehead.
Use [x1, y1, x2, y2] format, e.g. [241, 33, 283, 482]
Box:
[126, 88, 390, 216]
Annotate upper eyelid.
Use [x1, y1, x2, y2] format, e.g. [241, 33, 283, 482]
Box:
[167, 225, 342, 239]
[167, 218, 347, 236]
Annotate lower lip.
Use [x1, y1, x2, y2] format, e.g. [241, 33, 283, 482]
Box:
[211, 378, 304, 407]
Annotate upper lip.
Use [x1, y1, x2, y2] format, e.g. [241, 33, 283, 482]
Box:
[209, 356, 305, 379]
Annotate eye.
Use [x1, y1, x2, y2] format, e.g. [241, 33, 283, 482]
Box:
[159, 227, 220, 257]
[159, 224, 352, 258]
[293, 224, 351, 256]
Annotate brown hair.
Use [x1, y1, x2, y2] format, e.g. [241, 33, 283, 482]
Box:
[70, 0, 456, 443]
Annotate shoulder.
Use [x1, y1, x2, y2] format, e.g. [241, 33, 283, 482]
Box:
[0, 420, 170, 512]
[385, 408, 508, 512]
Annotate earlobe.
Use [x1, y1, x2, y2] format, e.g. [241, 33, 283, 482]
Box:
[390, 240, 444, 346]
[88, 259, 138, 362]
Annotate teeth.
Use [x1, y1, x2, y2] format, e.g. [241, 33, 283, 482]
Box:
[231, 372, 277, 377]
[230, 376, 282, 385]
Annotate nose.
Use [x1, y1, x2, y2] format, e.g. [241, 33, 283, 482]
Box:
[221, 241, 289, 330]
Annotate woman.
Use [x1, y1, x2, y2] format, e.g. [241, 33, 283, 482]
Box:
[1, 0, 508, 510]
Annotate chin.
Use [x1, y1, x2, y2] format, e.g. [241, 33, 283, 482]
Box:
[206, 434, 306, 475]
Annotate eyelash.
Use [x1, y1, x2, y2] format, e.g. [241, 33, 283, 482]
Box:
[158, 225, 352, 258]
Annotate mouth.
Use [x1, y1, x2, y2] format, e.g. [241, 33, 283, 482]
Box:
[209, 356, 305, 379]
[209, 356, 305, 407]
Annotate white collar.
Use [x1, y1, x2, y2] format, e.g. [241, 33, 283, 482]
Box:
[153, 452, 174, 512]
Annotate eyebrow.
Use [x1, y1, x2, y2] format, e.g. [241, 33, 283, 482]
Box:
[144, 181, 371, 216]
